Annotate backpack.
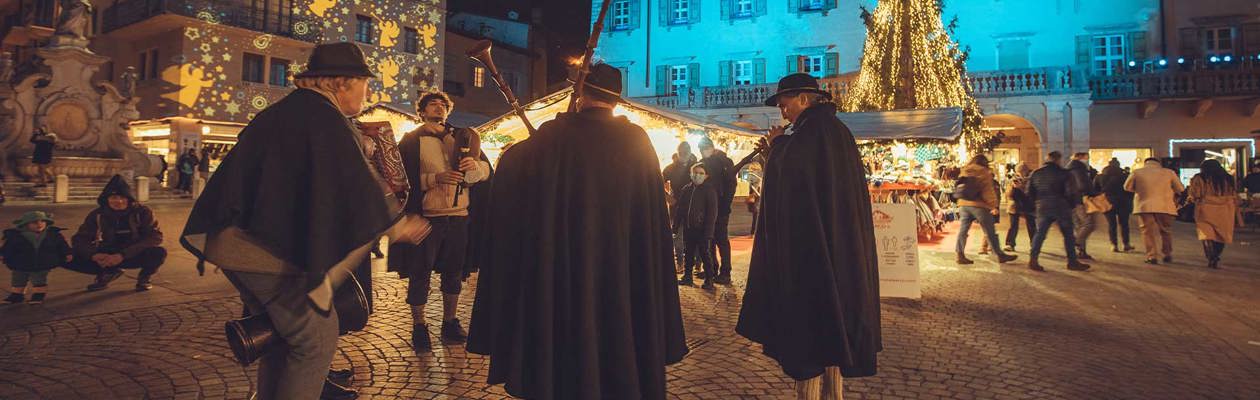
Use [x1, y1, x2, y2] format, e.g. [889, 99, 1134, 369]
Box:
[953, 176, 982, 201]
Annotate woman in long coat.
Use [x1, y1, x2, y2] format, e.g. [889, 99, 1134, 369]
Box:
[1187, 159, 1240, 269]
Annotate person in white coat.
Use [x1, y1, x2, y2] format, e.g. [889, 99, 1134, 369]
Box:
[1124, 158, 1185, 264]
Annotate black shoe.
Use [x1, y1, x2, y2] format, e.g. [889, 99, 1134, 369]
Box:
[86, 269, 124, 291]
[1028, 260, 1046, 272]
[4, 293, 24, 304]
[135, 275, 154, 292]
[1077, 252, 1093, 261]
[27, 293, 45, 304]
[677, 276, 695, 286]
[1112, 245, 1120, 253]
[1163, 256, 1173, 263]
[1002, 246, 1016, 252]
[327, 368, 353, 386]
[1145, 258, 1159, 265]
[701, 279, 715, 290]
[321, 378, 359, 400]
[412, 324, 431, 352]
[997, 254, 1018, 264]
[441, 319, 467, 343]
[1067, 262, 1091, 271]
[713, 274, 732, 285]
[956, 256, 974, 265]
[1123, 244, 1135, 252]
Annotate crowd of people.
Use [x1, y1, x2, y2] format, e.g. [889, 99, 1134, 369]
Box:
[959, 151, 1250, 271]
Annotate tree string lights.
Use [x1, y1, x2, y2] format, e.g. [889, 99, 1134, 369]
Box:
[844, 0, 993, 156]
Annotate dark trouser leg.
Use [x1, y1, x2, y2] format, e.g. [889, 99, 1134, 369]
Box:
[713, 213, 732, 276]
[1005, 213, 1020, 248]
[1072, 206, 1095, 254]
[406, 270, 433, 306]
[354, 256, 372, 313]
[1058, 211, 1079, 264]
[65, 256, 106, 275]
[682, 234, 700, 279]
[1201, 240, 1215, 261]
[1029, 214, 1055, 260]
[437, 269, 462, 321]
[122, 247, 168, 279]
[956, 207, 977, 256]
[1118, 211, 1132, 246]
[1105, 211, 1120, 246]
[1024, 214, 1037, 243]
[1214, 241, 1225, 260]
[222, 271, 338, 400]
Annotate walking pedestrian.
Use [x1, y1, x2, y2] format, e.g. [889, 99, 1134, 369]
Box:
[1068, 152, 1101, 260]
[955, 155, 1018, 264]
[29, 125, 56, 187]
[1187, 160, 1240, 269]
[2, 211, 71, 305]
[176, 149, 198, 193]
[1027, 151, 1091, 272]
[674, 163, 719, 289]
[737, 73, 881, 398]
[1003, 163, 1036, 252]
[1244, 163, 1260, 201]
[1124, 157, 1184, 264]
[698, 137, 736, 284]
[1096, 158, 1135, 252]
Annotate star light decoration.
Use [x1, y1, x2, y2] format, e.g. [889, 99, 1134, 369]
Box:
[160, 0, 443, 123]
[844, 0, 993, 158]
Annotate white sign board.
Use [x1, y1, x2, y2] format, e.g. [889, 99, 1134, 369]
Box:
[872, 202, 921, 299]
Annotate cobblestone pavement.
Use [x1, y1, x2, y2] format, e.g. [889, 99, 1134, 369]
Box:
[0, 202, 1258, 399]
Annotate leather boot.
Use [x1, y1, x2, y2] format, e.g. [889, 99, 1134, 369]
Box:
[1027, 259, 1046, 272]
[321, 378, 358, 400]
[412, 324, 431, 352]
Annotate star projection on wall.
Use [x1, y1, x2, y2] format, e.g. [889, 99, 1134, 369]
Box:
[161, 0, 444, 122]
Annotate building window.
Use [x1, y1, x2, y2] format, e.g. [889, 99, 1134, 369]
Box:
[1091, 34, 1125, 76]
[735, 0, 754, 16]
[137, 49, 160, 80]
[998, 39, 1031, 70]
[804, 55, 824, 78]
[269, 57, 290, 86]
[473, 66, 485, 88]
[1204, 27, 1234, 56]
[355, 15, 375, 44]
[803, 0, 826, 11]
[670, 65, 688, 94]
[671, 0, 689, 24]
[403, 27, 420, 53]
[733, 60, 753, 85]
[612, 1, 631, 29]
[243, 53, 266, 83]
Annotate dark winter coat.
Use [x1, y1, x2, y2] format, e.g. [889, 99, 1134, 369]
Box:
[180, 89, 399, 293]
[661, 158, 692, 202]
[736, 102, 882, 380]
[673, 181, 718, 240]
[1027, 161, 1078, 216]
[1096, 165, 1133, 211]
[701, 150, 737, 215]
[1, 227, 71, 272]
[72, 176, 163, 260]
[30, 134, 54, 165]
[466, 107, 687, 399]
[1067, 159, 1098, 198]
[1006, 177, 1035, 215]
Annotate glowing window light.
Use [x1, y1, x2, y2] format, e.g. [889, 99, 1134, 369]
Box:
[473, 66, 485, 88]
[1168, 138, 1256, 156]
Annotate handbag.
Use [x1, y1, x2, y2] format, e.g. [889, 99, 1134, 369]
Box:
[225, 272, 370, 366]
[1084, 194, 1112, 214]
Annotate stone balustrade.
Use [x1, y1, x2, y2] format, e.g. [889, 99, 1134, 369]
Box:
[1088, 68, 1260, 100]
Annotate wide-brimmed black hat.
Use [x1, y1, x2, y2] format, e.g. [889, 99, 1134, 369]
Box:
[295, 42, 376, 79]
[763, 73, 831, 106]
[569, 63, 623, 102]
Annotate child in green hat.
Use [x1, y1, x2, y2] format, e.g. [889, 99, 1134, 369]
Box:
[2, 211, 72, 304]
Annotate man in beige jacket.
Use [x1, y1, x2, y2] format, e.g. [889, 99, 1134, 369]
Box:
[955, 155, 1018, 265]
[1124, 157, 1185, 264]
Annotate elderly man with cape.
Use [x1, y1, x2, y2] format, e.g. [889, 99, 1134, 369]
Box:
[466, 64, 688, 399]
[736, 73, 882, 399]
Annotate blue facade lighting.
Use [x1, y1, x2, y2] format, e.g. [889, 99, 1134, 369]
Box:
[1210, 56, 1220, 63]
[1177, 57, 1185, 64]
[1158, 59, 1167, 66]
[1223, 55, 1233, 62]
[1128, 60, 1137, 67]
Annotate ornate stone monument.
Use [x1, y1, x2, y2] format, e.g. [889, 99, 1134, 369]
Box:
[0, 0, 154, 179]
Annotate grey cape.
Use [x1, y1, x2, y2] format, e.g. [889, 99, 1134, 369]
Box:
[180, 89, 400, 294]
[466, 108, 688, 399]
[736, 102, 882, 380]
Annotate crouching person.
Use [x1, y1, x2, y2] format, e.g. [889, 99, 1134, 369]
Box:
[66, 175, 167, 292]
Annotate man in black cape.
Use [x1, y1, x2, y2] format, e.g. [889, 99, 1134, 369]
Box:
[736, 73, 881, 397]
[179, 42, 426, 399]
[466, 64, 688, 399]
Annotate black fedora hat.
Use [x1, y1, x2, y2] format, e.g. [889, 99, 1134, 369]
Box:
[763, 73, 832, 106]
[295, 42, 376, 79]
[569, 63, 623, 102]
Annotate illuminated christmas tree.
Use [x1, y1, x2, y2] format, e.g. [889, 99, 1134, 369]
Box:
[844, 0, 993, 154]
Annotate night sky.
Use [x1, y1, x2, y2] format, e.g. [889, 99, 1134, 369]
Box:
[450, 0, 593, 87]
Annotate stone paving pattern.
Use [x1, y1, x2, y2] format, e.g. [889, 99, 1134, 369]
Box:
[0, 202, 1258, 399]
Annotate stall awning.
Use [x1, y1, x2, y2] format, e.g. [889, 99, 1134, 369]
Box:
[838, 107, 962, 141]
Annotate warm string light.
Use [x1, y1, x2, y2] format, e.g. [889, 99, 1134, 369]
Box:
[846, 0, 992, 158]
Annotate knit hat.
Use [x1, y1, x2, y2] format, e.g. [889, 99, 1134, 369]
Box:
[13, 211, 54, 227]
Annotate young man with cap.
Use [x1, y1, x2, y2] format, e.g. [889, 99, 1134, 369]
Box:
[736, 73, 882, 399]
[180, 42, 428, 400]
[467, 64, 687, 399]
[388, 91, 491, 351]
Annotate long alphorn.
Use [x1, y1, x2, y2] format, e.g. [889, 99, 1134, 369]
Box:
[467, 39, 536, 135]
[568, 0, 615, 112]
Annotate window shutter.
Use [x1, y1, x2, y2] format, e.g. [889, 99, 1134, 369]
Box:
[688, 63, 701, 88]
[753, 58, 766, 84]
[789, 0, 801, 14]
[592, 1, 602, 29]
[603, 1, 615, 30]
[787, 55, 799, 74]
[660, 0, 670, 26]
[1074, 35, 1091, 66]
[825, 52, 839, 77]
[824, 0, 837, 10]
[1179, 28, 1201, 59]
[630, 0, 642, 29]
[1241, 23, 1260, 57]
[691, 0, 702, 23]
[619, 67, 630, 94]
[721, 0, 732, 20]
[1128, 31, 1147, 62]
[719, 61, 732, 85]
[656, 65, 669, 95]
[756, 0, 768, 16]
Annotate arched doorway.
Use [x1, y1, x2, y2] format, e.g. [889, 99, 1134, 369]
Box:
[983, 114, 1042, 178]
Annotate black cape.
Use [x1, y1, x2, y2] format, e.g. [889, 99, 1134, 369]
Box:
[180, 89, 399, 293]
[466, 107, 688, 399]
[735, 102, 882, 380]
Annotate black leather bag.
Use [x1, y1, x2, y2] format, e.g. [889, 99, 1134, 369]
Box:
[225, 273, 370, 366]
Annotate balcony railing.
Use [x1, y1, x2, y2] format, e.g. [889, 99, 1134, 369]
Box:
[967, 67, 1084, 97]
[1088, 68, 1260, 100]
[634, 74, 858, 110]
[101, 0, 317, 42]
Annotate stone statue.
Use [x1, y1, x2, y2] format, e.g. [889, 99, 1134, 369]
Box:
[0, 52, 13, 84]
[54, 0, 94, 40]
[120, 66, 138, 99]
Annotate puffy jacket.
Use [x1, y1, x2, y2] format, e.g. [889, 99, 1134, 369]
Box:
[1, 227, 71, 272]
[1066, 159, 1098, 200]
[673, 182, 718, 240]
[957, 163, 998, 210]
[1027, 161, 1076, 215]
